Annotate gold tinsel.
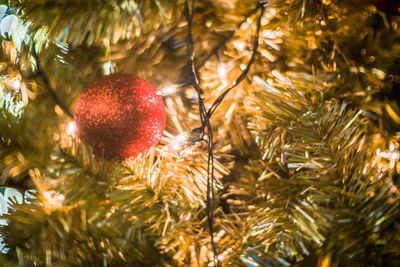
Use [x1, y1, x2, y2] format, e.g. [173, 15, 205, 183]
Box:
[1, 0, 400, 266]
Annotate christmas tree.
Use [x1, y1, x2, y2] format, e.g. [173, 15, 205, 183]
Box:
[1, 0, 400, 266]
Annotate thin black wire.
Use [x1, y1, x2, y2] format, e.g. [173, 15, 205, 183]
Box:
[188, 3, 265, 131]
[184, 1, 265, 265]
[31, 47, 74, 118]
[196, 4, 263, 72]
[184, 0, 219, 265]
[180, 4, 263, 89]
[185, 0, 207, 130]
[207, 3, 265, 120]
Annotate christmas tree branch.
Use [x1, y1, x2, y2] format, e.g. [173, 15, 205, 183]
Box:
[12, 0, 180, 46]
[184, 2, 266, 264]
[31, 49, 73, 118]
[206, 2, 265, 120]
[183, 2, 265, 131]
[180, 1, 264, 89]
[196, 2, 264, 72]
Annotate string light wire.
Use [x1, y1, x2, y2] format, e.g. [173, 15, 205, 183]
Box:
[184, 0, 265, 265]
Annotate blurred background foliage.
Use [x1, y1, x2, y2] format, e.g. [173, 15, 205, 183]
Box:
[0, 0, 400, 266]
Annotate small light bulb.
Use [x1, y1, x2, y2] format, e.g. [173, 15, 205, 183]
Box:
[218, 62, 228, 86]
[157, 84, 179, 96]
[389, 143, 395, 151]
[66, 121, 77, 136]
[170, 132, 189, 151]
[379, 149, 400, 161]
[391, 151, 400, 161]
[43, 191, 65, 210]
[12, 79, 20, 89]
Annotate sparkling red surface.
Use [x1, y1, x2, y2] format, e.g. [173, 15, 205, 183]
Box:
[74, 73, 166, 159]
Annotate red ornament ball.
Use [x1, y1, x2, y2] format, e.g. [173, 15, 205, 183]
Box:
[369, 0, 400, 15]
[74, 73, 166, 159]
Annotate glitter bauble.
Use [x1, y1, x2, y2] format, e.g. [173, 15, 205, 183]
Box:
[74, 73, 166, 159]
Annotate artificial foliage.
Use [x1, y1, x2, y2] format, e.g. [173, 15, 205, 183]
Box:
[1, 0, 400, 266]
